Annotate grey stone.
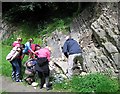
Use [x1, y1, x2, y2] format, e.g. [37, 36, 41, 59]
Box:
[102, 42, 118, 53]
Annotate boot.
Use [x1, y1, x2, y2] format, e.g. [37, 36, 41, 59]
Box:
[46, 83, 52, 91]
[16, 73, 22, 82]
[45, 77, 52, 90]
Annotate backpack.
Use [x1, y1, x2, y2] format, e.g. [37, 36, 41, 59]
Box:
[24, 59, 37, 75]
[6, 46, 21, 61]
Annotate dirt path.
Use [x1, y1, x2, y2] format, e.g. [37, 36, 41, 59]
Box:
[0, 75, 51, 92]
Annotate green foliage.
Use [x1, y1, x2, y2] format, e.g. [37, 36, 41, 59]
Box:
[2, 33, 17, 46]
[2, 23, 43, 46]
[3, 2, 78, 24]
[2, 17, 72, 46]
[0, 91, 8, 94]
[1, 45, 12, 76]
[38, 17, 72, 36]
[53, 73, 119, 92]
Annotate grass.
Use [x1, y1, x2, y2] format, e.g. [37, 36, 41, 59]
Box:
[53, 73, 120, 93]
[0, 92, 8, 94]
[1, 45, 12, 77]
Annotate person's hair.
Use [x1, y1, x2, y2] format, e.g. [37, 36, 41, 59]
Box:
[45, 46, 52, 51]
[35, 44, 41, 51]
[20, 44, 25, 48]
[17, 37, 22, 41]
[35, 44, 40, 47]
[65, 34, 71, 40]
[29, 38, 34, 42]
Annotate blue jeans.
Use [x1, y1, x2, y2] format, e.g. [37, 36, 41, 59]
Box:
[11, 58, 21, 80]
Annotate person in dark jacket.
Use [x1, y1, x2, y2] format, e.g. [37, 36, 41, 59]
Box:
[62, 35, 85, 78]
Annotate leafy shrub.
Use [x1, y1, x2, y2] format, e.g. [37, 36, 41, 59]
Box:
[2, 24, 43, 46]
[2, 17, 72, 46]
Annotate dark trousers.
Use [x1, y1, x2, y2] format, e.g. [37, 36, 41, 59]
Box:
[35, 57, 50, 88]
[37, 71, 50, 88]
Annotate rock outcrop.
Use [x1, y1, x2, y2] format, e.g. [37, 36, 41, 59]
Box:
[45, 3, 120, 79]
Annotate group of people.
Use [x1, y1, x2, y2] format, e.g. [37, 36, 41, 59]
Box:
[7, 30, 85, 90]
[7, 37, 52, 90]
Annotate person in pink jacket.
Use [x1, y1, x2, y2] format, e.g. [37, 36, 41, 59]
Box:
[12, 37, 22, 47]
[34, 46, 52, 90]
[35, 46, 51, 61]
[10, 37, 23, 82]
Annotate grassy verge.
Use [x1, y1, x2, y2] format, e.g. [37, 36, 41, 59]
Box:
[53, 73, 119, 93]
[1, 45, 12, 76]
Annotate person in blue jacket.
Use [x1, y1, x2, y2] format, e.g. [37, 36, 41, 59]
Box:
[62, 34, 85, 78]
[22, 38, 35, 59]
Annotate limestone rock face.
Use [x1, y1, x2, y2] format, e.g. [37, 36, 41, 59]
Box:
[46, 3, 119, 78]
